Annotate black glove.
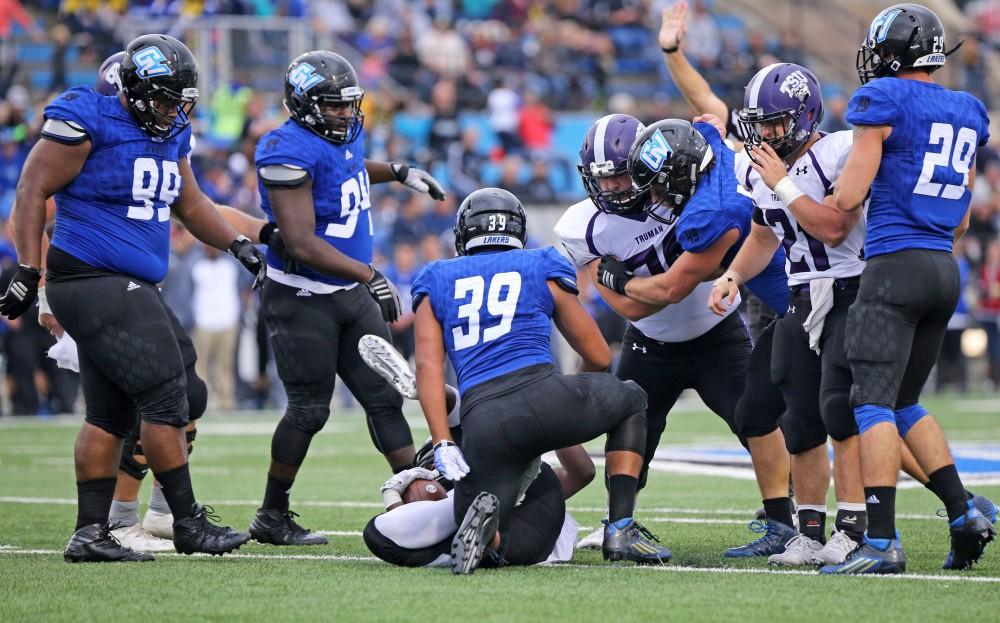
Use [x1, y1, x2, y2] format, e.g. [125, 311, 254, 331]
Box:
[389, 162, 447, 201]
[228, 235, 267, 290]
[258, 222, 300, 275]
[597, 255, 633, 295]
[0, 264, 42, 320]
[364, 265, 403, 323]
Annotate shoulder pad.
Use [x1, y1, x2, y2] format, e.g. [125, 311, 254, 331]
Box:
[259, 164, 310, 188]
[40, 118, 89, 145]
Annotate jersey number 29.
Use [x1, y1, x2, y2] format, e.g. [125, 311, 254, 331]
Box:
[452, 272, 522, 350]
[914, 123, 977, 200]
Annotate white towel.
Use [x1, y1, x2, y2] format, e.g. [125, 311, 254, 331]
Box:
[802, 277, 835, 355]
[47, 332, 80, 373]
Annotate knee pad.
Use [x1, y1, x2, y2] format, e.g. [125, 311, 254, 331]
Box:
[186, 427, 197, 456]
[137, 374, 190, 428]
[185, 366, 208, 421]
[894, 403, 928, 438]
[734, 396, 782, 439]
[782, 414, 828, 455]
[605, 408, 646, 455]
[119, 435, 149, 480]
[853, 404, 896, 435]
[820, 391, 858, 442]
[284, 391, 331, 437]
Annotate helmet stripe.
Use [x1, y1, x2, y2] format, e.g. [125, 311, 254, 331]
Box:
[747, 63, 782, 109]
[593, 114, 616, 165]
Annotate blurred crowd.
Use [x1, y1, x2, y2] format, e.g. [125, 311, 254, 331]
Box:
[0, 0, 998, 415]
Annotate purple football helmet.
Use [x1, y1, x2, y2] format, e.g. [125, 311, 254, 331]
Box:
[738, 63, 823, 160]
[578, 113, 648, 215]
[96, 51, 125, 96]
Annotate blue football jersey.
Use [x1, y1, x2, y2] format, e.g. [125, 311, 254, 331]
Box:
[846, 77, 990, 257]
[676, 122, 789, 315]
[410, 247, 577, 394]
[256, 120, 372, 286]
[45, 87, 192, 284]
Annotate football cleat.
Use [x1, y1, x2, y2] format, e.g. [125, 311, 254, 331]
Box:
[110, 523, 176, 552]
[172, 504, 251, 556]
[64, 523, 155, 563]
[943, 501, 996, 570]
[451, 492, 500, 575]
[724, 519, 797, 558]
[358, 334, 417, 399]
[141, 508, 174, 539]
[812, 529, 860, 566]
[249, 508, 329, 546]
[768, 533, 823, 566]
[602, 518, 672, 564]
[576, 525, 605, 550]
[971, 494, 999, 525]
[819, 533, 905, 574]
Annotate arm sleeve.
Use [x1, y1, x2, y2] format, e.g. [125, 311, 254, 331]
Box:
[42, 87, 100, 148]
[541, 247, 579, 295]
[845, 84, 899, 126]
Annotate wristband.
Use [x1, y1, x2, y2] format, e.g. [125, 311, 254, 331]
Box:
[37, 286, 51, 316]
[258, 222, 277, 245]
[774, 176, 806, 206]
[661, 33, 680, 54]
[713, 268, 744, 290]
[381, 489, 403, 510]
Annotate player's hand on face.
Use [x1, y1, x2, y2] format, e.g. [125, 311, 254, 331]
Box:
[379, 466, 441, 509]
[228, 235, 267, 289]
[659, 1, 688, 51]
[433, 440, 469, 481]
[390, 163, 447, 201]
[708, 275, 740, 316]
[747, 142, 788, 190]
[0, 264, 42, 320]
[694, 113, 726, 137]
[365, 265, 403, 323]
[597, 255, 634, 296]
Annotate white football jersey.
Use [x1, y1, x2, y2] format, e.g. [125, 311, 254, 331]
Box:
[735, 131, 866, 286]
[553, 199, 737, 343]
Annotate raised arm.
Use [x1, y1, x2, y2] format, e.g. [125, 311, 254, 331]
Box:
[658, 1, 729, 122]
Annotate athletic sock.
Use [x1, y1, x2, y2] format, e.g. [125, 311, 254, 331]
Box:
[864, 486, 896, 540]
[763, 497, 794, 528]
[797, 505, 827, 543]
[148, 482, 171, 514]
[108, 499, 140, 528]
[76, 477, 117, 530]
[263, 473, 294, 511]
[835, 502, 867, 542]
[927, 464, 968, 522]
[608, 475, 638, 523]
[154, 464, 197, 520]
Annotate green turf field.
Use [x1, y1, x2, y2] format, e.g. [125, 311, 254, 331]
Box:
[2, 395, 999, 622]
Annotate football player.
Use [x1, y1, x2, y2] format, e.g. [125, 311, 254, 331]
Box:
[249, 50, 447, 546]
[822, 3, 995, 573]
[0, 34, 264, 562]
[411, 187, 670, 574]
[555, 115, 794, 554]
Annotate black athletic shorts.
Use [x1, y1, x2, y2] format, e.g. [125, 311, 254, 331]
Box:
[733, 318, 786, 440]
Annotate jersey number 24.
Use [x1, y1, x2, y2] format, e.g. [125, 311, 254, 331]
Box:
[453, 272, 522, 351]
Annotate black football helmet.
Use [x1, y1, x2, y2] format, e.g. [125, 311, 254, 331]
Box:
[119, 34, 198, 139]
[857, 3, 960, 84]
[628, 119, 714, 224]
[284, 51, 364, 144]
[454, 188, 527, 256]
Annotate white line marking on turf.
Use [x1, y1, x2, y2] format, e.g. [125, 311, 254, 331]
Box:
[2, 545, 998, 583]
[315, 530, 363, 537]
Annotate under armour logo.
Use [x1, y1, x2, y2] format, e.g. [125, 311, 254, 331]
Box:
[631, 343, 647, 354]
[795, 165, 808, 175]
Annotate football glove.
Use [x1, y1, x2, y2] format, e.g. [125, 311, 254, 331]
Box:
[258, 222, 300, 275]
[228, 235, 267, 289]
[597, 255, 633, 295]
[433, 440, 469, 482]
[389, 162, 446, 201]
[379, 466, 441, 510]
[0, 264, 42, 320]
[364, 266, 403, 323]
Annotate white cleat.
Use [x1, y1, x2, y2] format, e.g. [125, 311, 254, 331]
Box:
[142, 509, 174, 540]
[358, 334, 417, 399]
[811, 529, 860, 566]
[576, 525, 605, 550]
[768, 533, 823, 566]
[110, 523, 176, 552]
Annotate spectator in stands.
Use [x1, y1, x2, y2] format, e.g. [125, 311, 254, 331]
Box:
[979, 240, 1000, 389]
[427, 79, 461, 163]
[682, 0, 721, 66]
[416, 14, 469, 80]
[487, 77, 522, 154]
[519, 154, 558, 204]
[191, 245, 242, 411]
[162, 223, 200, 331]
[392, 194, 430, 245]
[518, 90, 554, 153]
[386, 241, 420, 361]
[446, 126, 488, 200]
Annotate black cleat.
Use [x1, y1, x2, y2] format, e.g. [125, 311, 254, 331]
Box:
[451, 492, 499, 575]
[249, 508, 329, 546]
[602, 518, 672, 564]
[173, 504, 251, 556]
[944, 502, 996, 570]
[63, 523, 155, 563]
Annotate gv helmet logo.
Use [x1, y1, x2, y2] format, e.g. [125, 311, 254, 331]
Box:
[868, 7, 903, 45]
[639, 129, 672, 172]
[133, 47, 172, 78]
[289, 62, 323, 94]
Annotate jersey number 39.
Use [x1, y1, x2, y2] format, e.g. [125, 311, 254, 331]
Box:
[452, 272, 522, 350]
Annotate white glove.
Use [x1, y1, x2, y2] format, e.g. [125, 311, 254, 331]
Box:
[433, 440, 469, 482]
[389, 162, 446, 201]
[379, 466, 440, 510]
